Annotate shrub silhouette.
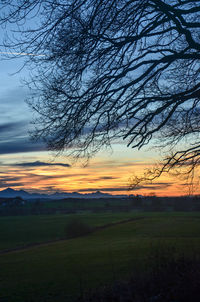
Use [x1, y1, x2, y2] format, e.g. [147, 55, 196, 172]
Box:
[80, 249, 200, 302]
[64, 217, 93, 238]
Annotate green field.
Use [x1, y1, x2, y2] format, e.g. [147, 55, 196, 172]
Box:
[0, 212, 200, 301]
[0, 212, 142, 250]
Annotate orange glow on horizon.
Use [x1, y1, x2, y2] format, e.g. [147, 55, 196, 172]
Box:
[0, 154, 197, 197]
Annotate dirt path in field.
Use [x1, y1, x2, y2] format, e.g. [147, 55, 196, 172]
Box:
[0, 216, 144, 255]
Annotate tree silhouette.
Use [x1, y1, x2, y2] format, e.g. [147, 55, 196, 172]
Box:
[1, 0, 200, 181]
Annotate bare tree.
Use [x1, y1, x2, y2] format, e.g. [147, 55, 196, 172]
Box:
[1, 0, 200, 182]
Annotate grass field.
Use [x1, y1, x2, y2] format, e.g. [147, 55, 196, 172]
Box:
[0, 212, 142, 250]
[0, 212, 200, 301]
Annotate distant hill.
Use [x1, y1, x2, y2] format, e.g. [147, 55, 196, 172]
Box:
[0, 188, 129, 200]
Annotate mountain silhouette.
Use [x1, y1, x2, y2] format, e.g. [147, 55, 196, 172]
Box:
[0, 188, 128, 199]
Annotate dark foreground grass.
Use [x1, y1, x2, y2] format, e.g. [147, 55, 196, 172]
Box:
[0, 214, 200, 301]
[82, 250, 200, 302]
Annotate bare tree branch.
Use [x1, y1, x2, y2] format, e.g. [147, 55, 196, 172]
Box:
[1, 0, 200, 182]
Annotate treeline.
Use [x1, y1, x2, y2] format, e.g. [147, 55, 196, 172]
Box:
[1, 195, 200, 216]
[131, 195, 200, 212]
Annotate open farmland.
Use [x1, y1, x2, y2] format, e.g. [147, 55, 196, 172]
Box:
[0, 212, 200, 301]
[0, 212, 142, 251]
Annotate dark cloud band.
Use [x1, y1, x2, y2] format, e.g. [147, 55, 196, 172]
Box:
[13, 160, 70, 168]
[0, 139, 46, 154]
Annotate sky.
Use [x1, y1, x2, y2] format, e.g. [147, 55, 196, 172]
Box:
[0, 29, 194, 197]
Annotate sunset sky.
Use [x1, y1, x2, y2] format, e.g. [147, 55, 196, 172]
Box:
[0, 30, 195, 197]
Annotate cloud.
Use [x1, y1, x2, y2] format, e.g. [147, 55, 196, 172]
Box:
[14, 160, 70, 168]
[0, 138, 45, 154]
[0, 117, 46, 154]
[79, 176, 118, 182]
[0, 181, 23, 188]
[91, 160, 151, 169]
[0, 120, 36, 154]
[97, 176, 118, 180]
[0, 176, 22, 182]
[78, 182, 173, 193]
[0, 175, 26, 188]
[129, 182, 173, 191]
[0, 171, 70, 189]
[78, 186, 129, 192]
[0, 121, 28, 136]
